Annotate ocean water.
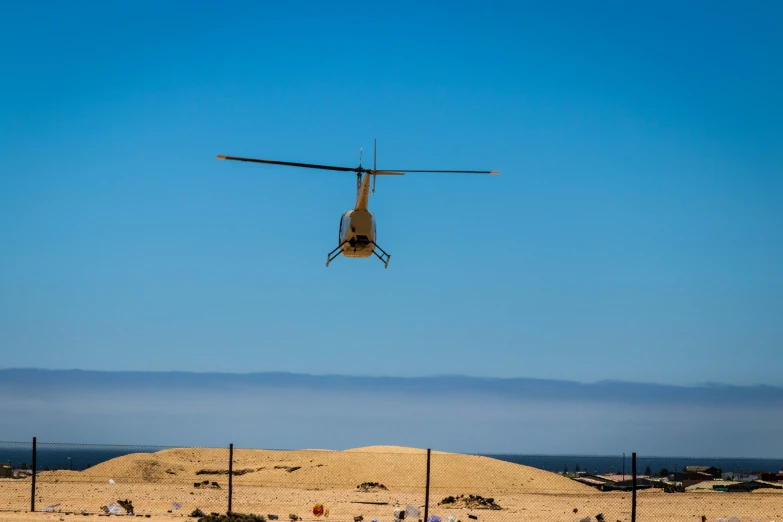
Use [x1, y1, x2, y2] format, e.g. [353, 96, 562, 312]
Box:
[2, 442, 781, 476]
[0, 443, 174, 472]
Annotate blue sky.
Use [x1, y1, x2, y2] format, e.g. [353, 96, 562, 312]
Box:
[1, 1, 781, 386]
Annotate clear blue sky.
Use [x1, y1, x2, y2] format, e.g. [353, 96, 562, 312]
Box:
[1, 0, 781, 386]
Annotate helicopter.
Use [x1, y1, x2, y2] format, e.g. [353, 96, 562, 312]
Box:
[216, 140, 497, 268]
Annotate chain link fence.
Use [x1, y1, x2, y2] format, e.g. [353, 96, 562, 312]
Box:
[2, 440, 782, 521]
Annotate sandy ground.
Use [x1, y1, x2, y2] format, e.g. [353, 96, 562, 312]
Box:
[1, 446, 780, 522]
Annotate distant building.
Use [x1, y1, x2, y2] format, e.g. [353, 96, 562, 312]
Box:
[571, 474, 616, 490]
[759, 472, 783, 482]
[673, 471, 715, 488]
[0, 464, 11, 478]
[602, 477, 660, 491]
[686, 480, 737, 492]
[684, 466, 721, 478]
[571, 473, 667, 492]
[716, 480, 783, 493]
[598, 474, 633, 482]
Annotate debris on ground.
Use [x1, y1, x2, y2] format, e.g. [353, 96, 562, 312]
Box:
[197, 514, 267, 522]
[102, 503, 122, 515]
[116, 499, 134, 515]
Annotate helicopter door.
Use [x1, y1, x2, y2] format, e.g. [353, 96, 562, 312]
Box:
[339, 210, 352, 241]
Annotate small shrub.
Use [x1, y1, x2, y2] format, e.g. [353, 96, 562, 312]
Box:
[437, 494, 501, 510]
[357, 482, 388, 491]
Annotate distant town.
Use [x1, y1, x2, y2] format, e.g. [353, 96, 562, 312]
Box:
[564, 465, 783, 493]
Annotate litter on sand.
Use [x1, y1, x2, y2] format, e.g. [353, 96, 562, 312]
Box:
[104, 503, 122, 515]
[405, 506, 420, 519]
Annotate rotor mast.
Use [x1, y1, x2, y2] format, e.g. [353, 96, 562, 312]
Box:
[355, 139, 377, 210]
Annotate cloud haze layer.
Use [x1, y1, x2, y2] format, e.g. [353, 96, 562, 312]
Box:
[1, 369, 780, 458]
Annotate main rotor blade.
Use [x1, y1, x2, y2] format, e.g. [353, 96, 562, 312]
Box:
[217, 155, 357, 172]
[383, 169, 499, 174]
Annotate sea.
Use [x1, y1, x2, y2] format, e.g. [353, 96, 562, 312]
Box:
[1, 443, 782, 476]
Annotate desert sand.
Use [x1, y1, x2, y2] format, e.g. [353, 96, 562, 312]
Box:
[1, 446, 780, 522]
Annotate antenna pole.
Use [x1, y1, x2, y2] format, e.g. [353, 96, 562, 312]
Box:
[372, 138, 377, 193]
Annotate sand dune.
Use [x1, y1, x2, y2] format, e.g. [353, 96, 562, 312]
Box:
[3, 447, 781, 522]
[341, 446, 434, 454]
[37, 446, 591, 495]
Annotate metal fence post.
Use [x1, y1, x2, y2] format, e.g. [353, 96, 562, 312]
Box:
[631, 452, 637, 522]
[622, 453, 625, 481]
[228, 443, 234, 514]
[423, 448, 431, 522]
[31, 437, 37, 513]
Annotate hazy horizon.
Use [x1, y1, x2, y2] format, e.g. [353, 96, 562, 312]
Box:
[2, 368, 781, 458]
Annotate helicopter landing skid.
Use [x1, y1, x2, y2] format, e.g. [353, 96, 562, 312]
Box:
[326, 241, 347, 267]
[370, 241, 391, 269]
[325, 241, 391, 268]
